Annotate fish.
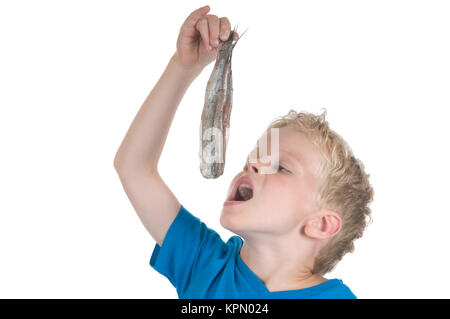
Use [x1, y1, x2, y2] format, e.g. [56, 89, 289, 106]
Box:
[199, 25, 247, 179]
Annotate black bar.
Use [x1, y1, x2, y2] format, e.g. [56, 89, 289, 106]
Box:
[0, 299, 449, 317]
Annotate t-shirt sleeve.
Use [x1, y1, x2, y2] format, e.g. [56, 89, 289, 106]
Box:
[149, 204, 227, 296]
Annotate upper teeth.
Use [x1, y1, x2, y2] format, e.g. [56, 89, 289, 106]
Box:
[238, 183, 253, 200]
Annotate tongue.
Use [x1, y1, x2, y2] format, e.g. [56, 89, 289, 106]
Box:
[238, 184, 253, 201]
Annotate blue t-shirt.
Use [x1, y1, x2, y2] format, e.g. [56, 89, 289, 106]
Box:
[150, 204, 356, 299]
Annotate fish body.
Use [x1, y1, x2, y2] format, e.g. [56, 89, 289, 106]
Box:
[199, 28, 241, 179]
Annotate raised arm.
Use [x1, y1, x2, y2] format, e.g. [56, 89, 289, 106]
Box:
[113, 53, 198, 246]
[114, 5, 234, 246]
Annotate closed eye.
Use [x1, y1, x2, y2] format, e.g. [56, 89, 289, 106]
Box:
[278, 165, 289, 173]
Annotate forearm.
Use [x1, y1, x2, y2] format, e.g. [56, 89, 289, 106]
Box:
[114, 53, 202, 175]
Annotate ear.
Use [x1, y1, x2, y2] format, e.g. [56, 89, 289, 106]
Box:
[304, 209, 342, 240]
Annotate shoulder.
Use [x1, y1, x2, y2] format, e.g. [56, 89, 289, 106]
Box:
[226, 235, 244, 252]
[324, 279, 357, 299]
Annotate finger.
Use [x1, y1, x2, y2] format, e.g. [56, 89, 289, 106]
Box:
[207, 15, 220, 47]
[183, 5, 210, 29]
[196, 17, 211, 51]
[219, 17, 231, 41]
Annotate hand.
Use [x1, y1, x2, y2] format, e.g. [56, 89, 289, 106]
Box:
[174, 5, 238, 72]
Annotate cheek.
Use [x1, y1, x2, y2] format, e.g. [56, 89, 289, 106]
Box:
[259, 180, 297, 209]
[256, 182, 304, 229]
[264, 178, 318, 218]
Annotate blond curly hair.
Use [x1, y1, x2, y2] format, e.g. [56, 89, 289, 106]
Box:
[267, 109, 374, 275]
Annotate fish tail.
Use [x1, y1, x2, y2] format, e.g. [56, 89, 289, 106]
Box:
[231, 24, 250, 49]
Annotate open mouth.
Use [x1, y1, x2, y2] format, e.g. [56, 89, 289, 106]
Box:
[233, 183, 253, 201]
[226, 177, 254, 202]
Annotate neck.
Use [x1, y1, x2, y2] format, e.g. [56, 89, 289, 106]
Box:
[239, 236, 327, 292]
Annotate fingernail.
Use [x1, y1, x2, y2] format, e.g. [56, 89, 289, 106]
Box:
[208, 45, 212, 50]
[213, 39, 219, 46]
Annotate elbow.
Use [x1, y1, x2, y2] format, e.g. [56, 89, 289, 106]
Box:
[113, 155, 158, 177]
[113, 153, 126, 173]
[114, 156, 132, 179]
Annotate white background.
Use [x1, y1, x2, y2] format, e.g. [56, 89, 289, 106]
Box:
[1, 0, 449, 298]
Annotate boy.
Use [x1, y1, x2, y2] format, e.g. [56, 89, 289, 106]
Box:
[114, 5, 374, 299]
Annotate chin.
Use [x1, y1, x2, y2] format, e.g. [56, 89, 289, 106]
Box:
[219, 209, 233, 231]
[220, 208, 243, 233]
[220, 207, 255, 237]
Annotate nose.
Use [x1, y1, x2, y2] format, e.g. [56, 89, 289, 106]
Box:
[244, 155, 261, 174]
